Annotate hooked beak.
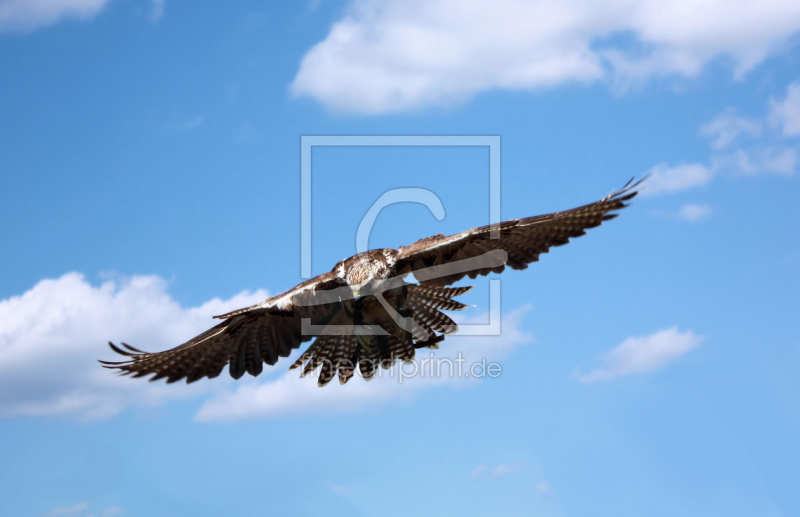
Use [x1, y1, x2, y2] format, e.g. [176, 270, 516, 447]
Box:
[351, 283, 368, 299]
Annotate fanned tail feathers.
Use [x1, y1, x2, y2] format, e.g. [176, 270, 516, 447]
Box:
[288, 284, 471, 386]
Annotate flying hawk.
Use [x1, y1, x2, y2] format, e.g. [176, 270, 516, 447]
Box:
[101, 180, 640, 387]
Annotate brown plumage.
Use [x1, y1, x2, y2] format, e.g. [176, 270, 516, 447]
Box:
[100, 179, 641, 387]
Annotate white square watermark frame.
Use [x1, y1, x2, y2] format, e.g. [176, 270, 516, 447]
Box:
[300, 135, 502, 335]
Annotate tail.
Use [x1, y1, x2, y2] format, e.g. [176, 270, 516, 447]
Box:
[288, 284, 474, 386]
[406, 285, 473, 345]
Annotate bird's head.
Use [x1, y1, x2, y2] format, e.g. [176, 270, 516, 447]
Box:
[332, 250, 396, 298]
[347, 260, 379, 297]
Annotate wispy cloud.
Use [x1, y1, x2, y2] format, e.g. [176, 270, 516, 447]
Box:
[471, 461, 526, 479]
[41, 502, 120, 517]
[161, 114, 205, 136]
[700, 108, 762, 150]
[291, 0, 800, 114]
[0, 0, 111, 32]
[492, 461, 526, 478]
[575, 327, 702, 382]
[645, 81, 800, 196]
[700, 85, 799, 178]
[641, 163, 714, 196]
[149, 0, 163, 22]
[0, 272, 267, 421]
[325, 482, 356, 497]
[677, 203, 712, 221]
[42, 503, 89, 517]
[470, 465, 486, 478]
[711, 147, 797, 176]
[194, 307, 532, 421]
[649, 203, 712, 222]
[770, 81, 800, 137]
[232, 122, 262, 144]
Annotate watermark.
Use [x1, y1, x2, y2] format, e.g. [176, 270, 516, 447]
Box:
[301, 352, 504, 384]
[299, 135, 502, 336]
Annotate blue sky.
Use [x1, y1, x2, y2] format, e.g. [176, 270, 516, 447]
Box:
[1, 0, 799, 516]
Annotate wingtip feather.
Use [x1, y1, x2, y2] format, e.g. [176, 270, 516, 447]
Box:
[108, 342, 136, 357]
[121, 342, 146, 353]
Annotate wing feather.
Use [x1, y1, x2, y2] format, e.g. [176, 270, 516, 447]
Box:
[101, 272, 345, 383]
[395, 180, 641, 286]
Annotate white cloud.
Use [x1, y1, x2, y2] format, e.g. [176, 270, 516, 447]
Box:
[712, 146, 797, 176]
[700, 108, 762, 149]
[575, 327, 702, 382]
[0, 272, 267, 421]
[42, 503, 89, 517]
[471, 461, 526, 479]
[194, 307, 532, 421]
[161, 114, 205, 136]
[0, 0, 111, 32]
[291, 0, 800, 114]
[649, 203, 711, 221]
[641, 162, 714, 196]
[325, 482, 357, 497]
[41, 502, 120, 517]
[492, 461, 526, 478]
[149, 0, 163, 22]
[759, 146, 798, 174]
[470, 465, 486, 478]
[677, 203, 711, 221]
[1, 273, 532, 422]
[644, 145, 796, 196]
[703, 85, 800, 177]
[645, 84, 800, 196]
[535, 481, 552, 495]
[770, 81, 800, 137]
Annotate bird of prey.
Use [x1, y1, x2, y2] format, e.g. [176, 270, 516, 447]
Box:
[101, 180, 640, 387]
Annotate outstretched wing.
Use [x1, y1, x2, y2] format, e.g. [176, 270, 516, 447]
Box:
[100, 272, 345, 383]
[395, 180, 641, 287]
